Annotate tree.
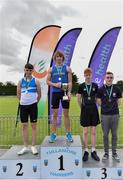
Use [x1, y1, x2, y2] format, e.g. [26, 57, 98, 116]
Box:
[0, 82, 4, 87]
[5, 81, 16, 87]
[0, 81, 16, 95]
[71, 72, 79, 95]
[115, 80, 123, 92]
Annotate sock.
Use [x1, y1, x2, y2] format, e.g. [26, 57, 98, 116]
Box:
[91, 147, 96, 152]
[85, 148, 88, 152]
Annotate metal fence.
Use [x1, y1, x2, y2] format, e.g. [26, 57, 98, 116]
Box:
[0, 115, 123, 148]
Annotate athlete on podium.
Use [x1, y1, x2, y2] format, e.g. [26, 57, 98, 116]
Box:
[97, 71, 122, 162]
[17, 63, 41, 155]
[46, 51, 73, 143]
[77, 68, 100, 162]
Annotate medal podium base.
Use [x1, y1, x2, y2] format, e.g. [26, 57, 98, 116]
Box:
[41, 135, 82, 179]
[0, 145, 40, 179]
[0, 139, 123, 179]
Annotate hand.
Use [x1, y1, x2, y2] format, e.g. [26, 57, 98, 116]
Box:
[68, 92, 71, 101]
[55, 82, 62, 88]
[37, 98, 40, 103]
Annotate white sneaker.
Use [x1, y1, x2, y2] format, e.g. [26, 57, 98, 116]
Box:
[17, 147, 29, 155]
[31, 146, 38, 155]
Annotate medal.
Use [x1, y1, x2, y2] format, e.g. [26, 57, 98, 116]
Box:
[88, 97, 91, 100]
[25, 77, 32, 94]
[56, 66, 63, 82]
[108, 99, 111, 102]
[25, 90, 28, 94]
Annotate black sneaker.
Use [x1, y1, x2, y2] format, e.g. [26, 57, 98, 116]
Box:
[112, 153, 120, 162]
[83, 151, 89, 161]
[91, 151, 100, 161]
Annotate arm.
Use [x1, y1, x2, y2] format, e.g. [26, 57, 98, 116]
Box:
[96, 98, 101, 106]
[96, 86, 102, 106]
[46, 68, 61, 88]
[117, 98, 121, 107]
[36, 79, 41, 103]
[117, 87, 122, 107]
[77, 93, 82, 108]
[17, 80, 21, 101]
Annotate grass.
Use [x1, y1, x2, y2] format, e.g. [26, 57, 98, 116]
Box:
[0, 95, 81, 116]
[0, 96, 123, 148]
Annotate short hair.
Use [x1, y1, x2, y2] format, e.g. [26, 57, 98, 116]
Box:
[24, 63, 34, 69]
[84, 68, 92, 75]
[105, 71, 113, 76]
[53, 51, 65, 61]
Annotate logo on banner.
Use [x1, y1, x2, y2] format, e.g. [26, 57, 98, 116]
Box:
[33, 59, 47, 79]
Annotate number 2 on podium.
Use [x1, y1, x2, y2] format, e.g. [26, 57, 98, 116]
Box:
[16, 163, 23, 176]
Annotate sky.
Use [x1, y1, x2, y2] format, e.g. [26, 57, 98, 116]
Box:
[0, 0, 123, 84]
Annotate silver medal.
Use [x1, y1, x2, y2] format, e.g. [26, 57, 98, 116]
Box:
[88, 97, 91, 100]
[25, 90, 28, 94]
[58, 77, 61, 81]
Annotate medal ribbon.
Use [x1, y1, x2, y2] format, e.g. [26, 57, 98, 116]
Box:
[56, 66, 63, 76]
[105, 85, 113, 100]
[85, 83, 92, 97]
[25, 77, 32, 90]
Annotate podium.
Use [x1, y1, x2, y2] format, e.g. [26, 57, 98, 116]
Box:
[0, 136, 82, 179]
[0, 145, 41, 179]
[40, 135, 82, 179]
[0, 136, 123, 179]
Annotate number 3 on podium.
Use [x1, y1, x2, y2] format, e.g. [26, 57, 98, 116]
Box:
[101, 168, 107, 179]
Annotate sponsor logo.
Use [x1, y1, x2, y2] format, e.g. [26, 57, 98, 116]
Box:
[33, 60, 48, 79]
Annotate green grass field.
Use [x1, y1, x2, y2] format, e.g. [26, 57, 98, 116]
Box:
[0, 96, 123, 148]
[0, 95, 81, 116]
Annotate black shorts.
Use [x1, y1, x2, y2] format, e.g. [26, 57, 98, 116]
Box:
[20, 103, 38, 123]
[52, 92, 69, 109]
[80, 104, 100, 127]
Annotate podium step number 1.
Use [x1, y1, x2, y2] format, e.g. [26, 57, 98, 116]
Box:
[41, 135, 82, 179]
